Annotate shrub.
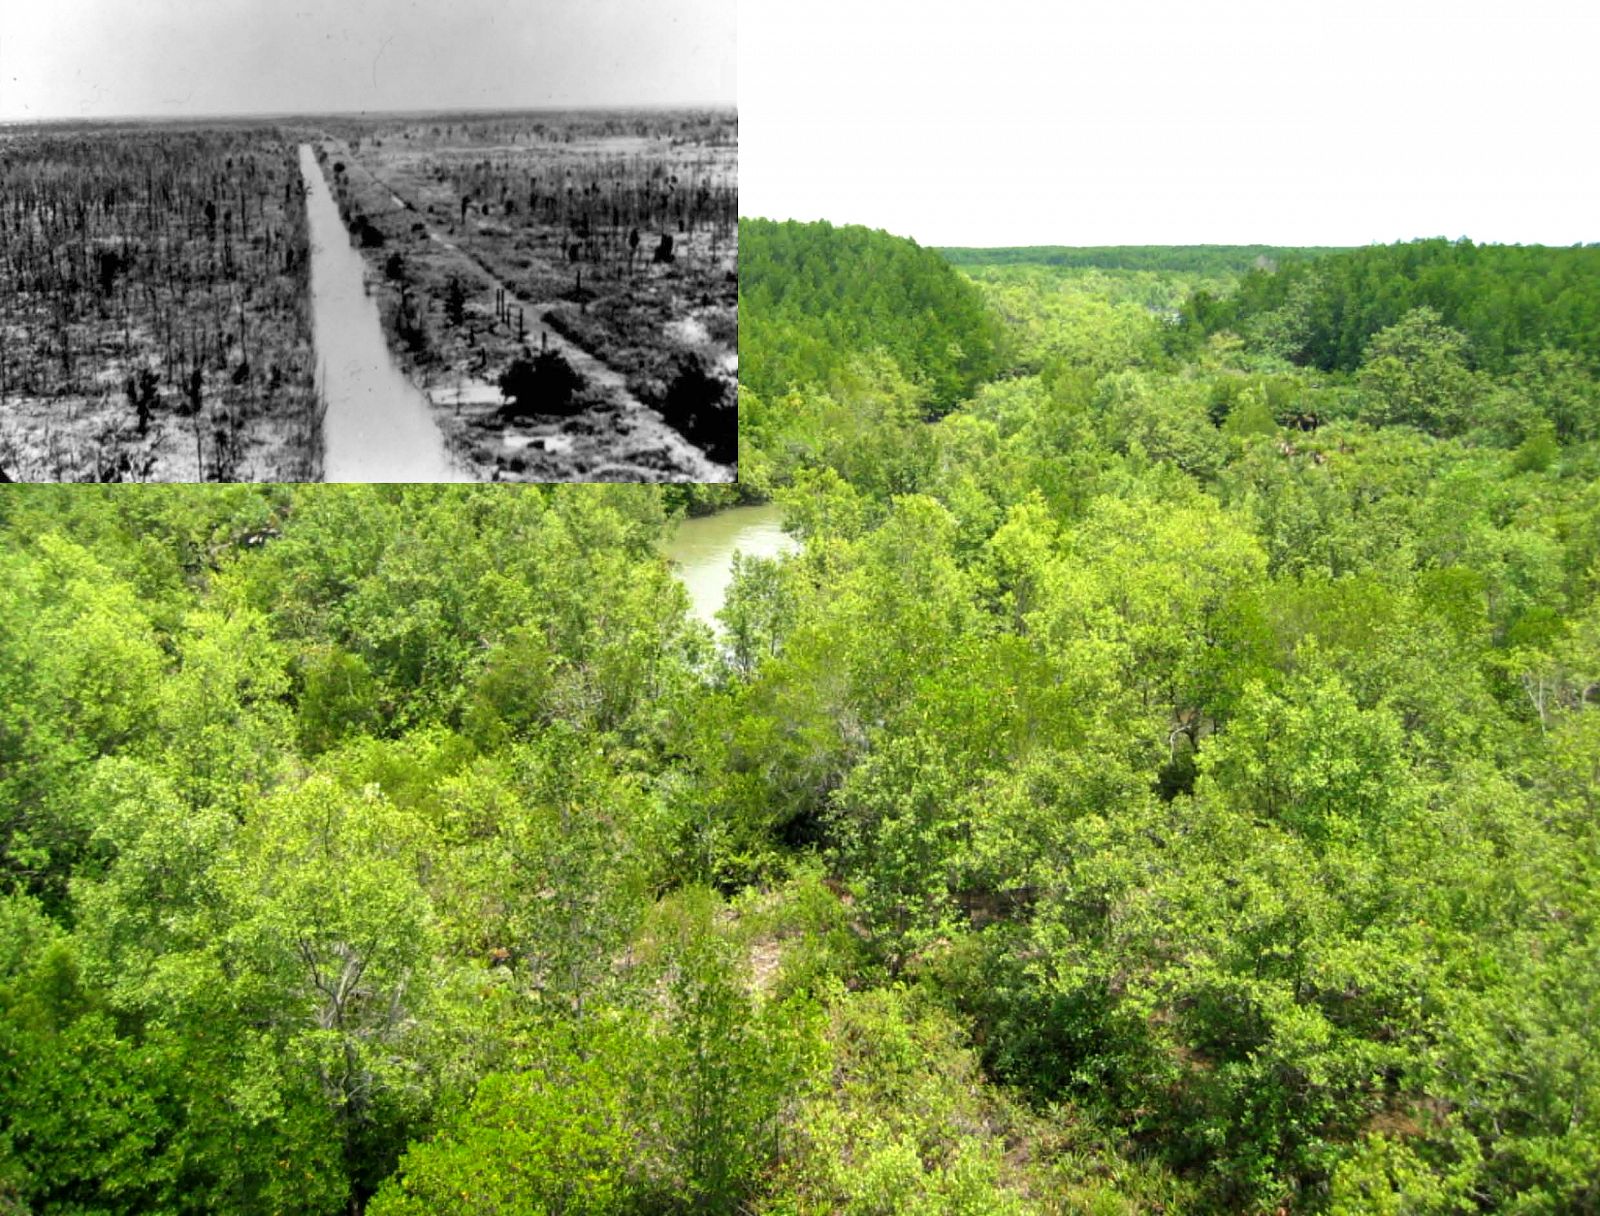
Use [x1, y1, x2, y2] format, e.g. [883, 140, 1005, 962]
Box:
[499, 349, 586, 417]
[659, 352, 735, 464]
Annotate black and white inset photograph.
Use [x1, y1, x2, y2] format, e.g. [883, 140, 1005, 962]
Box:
[0, 0, 737, 483]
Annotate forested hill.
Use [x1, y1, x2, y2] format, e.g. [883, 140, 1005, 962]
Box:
[1187, 237, 1600, 372]
[738, 218, 1006, 411]
[938, 244, 1343, 275]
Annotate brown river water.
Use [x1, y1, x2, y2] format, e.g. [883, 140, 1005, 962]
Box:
[663, 504, 798, 629]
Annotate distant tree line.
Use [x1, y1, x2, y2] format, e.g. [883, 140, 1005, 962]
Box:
[1184, 237, 1600, 372]
[938, 243, 1345, 275]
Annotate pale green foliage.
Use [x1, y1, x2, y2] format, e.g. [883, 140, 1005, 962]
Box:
[368, 1019, 646, 1216]
[751, 353, 938, 499]
[1197, 659, 1414, 840]
[969, 266, 1163, 375]
[1327, 1133, 1482, 1216]
[1222, 383, 1279, 439]
[1031, 488, 1269, 744]
[0, 535, 166, 900]
[158, 605, 294, 815]
[70, 758, 235, 1006]
[644, 887, 825, 1213]
[775, 986, 1034, 1216]
[1096, 370, 1229, 479]
[449, 729, 650, 1017]
[213, 776, 448, 1180]
[829, 732, 966, 970]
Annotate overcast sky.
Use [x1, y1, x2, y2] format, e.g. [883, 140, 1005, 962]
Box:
[739, 0, 1600, 247]
[5, 1, 1596, 247]
[0, 0, 734, 119]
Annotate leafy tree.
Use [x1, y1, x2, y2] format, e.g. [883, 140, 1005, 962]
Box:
[643, 888, 821, 1213]
[367, 1020, 646, 1216]
[1357, 306, 1479, 434]
[1190, 238, 1600, 375]
[207, 777, 449, 1197]
[1096, 370, 1230, 478]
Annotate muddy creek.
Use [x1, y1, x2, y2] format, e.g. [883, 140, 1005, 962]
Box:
[664, 504, 798, 629]
[299, 144, 465, 482]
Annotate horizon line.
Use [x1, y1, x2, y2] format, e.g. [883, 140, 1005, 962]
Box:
[0, 100, 738, 127]
[734, 217, 1595, 251]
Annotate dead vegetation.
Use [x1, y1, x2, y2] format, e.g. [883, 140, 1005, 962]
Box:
[0, 125, 323, 481]
[310, 109, 736, 481]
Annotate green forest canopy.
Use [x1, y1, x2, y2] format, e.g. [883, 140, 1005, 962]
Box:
[937, 244, 1345, 275]
[4, 224, 1600, 1214]
[1185, 237, 1600, 373]
[738, 218, 1006, 413]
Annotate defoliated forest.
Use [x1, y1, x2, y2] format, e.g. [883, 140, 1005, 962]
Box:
[4, 226, 1600, 1215]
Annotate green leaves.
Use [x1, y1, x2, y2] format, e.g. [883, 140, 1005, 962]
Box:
[1358, 307, 1481, 435]
[829, 732, 967, 972]
[1193, 239, 1600, 378]
[1096, 370, 1230, 479]
[3, 216, 1600, 1216]
[1198, 662, 1412, 842]
[369, 1032, 643, 1216]
[739, 219, 1007, 413]
[373, 889, 825, 1216]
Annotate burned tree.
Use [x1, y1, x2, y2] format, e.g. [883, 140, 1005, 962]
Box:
[124, 368, 160, 436]
[444, 276, 468, 328]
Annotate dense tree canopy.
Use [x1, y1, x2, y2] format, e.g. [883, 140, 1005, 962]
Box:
[939, 244, 1343, 275]
[4, 225, 1600, 1214]
[738, 218, 1007, 413]
[1186, 237, 1600, 375]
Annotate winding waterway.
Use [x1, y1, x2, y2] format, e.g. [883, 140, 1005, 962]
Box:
[298, 144, 466, 482]
[664, 504, 798, 629]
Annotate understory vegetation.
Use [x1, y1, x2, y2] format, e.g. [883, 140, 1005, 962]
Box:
[3, 226, 1599, 1213]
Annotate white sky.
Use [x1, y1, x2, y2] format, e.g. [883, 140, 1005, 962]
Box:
[0, 0, 735, 119]
[739, 0, 1600, 247]
[5, 1, 1595, 246]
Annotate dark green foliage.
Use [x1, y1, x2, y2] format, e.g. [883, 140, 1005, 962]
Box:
[1189, 237, 1600, 373]
[739, 218, 1007, 413]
